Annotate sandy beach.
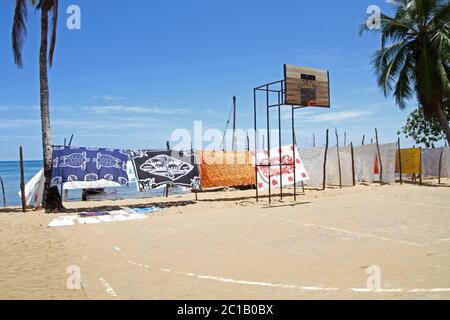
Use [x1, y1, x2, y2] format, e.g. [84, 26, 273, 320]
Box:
[1, 180, 450, 300]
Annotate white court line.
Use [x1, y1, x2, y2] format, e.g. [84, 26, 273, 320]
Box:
[365, 197, 450, 210]
[139, 262, 450, 295]
[252, 213, 424, 247]
[93, 224, 450, 295]
[99, 278, 118, 298]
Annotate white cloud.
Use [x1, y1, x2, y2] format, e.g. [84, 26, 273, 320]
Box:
[95, 94, 126, 101]
[0, 119, 40, 128]
[301, 110, 375, 123]
[89, 105, 191, 115]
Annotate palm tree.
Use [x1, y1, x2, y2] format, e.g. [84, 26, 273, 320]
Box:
[362, 0, 450, 145]
[12, 0, 63, 212]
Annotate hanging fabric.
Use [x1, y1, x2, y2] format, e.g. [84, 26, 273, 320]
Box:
[396, 148, 421, 175]
[442, 147, 450, 178]
[130, 150, 200, 191]
[254, 145, 309, 191]
[378, 143, 398, 184]
[353, 144, 378, 183]
[198, 151, 255, 189]
[300, 147, 325, 187]
[51, 146, 129, 187]
[421, 148, 443, 177]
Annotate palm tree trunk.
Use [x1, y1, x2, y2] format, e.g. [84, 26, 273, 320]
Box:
[40, 7, 63, 212]
[436, 105, 450, 147]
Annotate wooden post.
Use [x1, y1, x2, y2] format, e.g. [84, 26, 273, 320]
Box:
[362, 135, 365, 146]
[192, 145, 199, 201]
[0, 176, 6, 207]
[397, 138, 403, 185]
[335, 129, 342, 189]
[68, 134, 74, 146]
[375, 129, 383, 186]
[232, 96, 237, 151]
[438, 148, 444, 184]
[351, 142, 356, 186]
[19, 146, 26, 212]
[419, 147, 423, 185]
[165, 141, 170, 197]
[323, 129, 329, 190]
[246, 133, 250, 152]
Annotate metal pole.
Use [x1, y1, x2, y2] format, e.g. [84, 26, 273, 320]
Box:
[293, 129, 304, 194]
[19, 146, 26, 212]
[278, 91, 283, 200]
[266, 85, 271, 204]
[292, 106, 297, 201]
[253, 88, 259, 202]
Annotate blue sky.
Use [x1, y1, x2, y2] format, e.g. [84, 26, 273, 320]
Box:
[0, 0, 430, 161]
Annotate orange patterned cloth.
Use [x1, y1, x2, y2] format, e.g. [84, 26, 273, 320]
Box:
[198, 151, 256, 189]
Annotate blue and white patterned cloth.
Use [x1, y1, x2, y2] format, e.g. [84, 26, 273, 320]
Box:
[51, 146, 129, 187]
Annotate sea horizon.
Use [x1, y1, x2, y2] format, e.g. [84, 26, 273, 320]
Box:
[0, 160, 186, 207]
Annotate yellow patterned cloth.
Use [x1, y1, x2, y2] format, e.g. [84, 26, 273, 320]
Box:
[396, 148, 421, 174]
[198, 151, 255, 189]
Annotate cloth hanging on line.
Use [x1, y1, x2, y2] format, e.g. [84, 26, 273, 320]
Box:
[198, 151, 255, 189]
[377, 143, 398, 184]
[396, 148, 421, 174]
[353, 144, 378, 183]
[51, 146, 129, 187]
[442, 147, 450, 178]
[130, 150, 200, 191]
[254, 145, 309, 191]
[18, 169, 45, 208]
[325, 146, 354, 187]
[300, 147, 325, 187]
[421, 148, 443, 177]
[63, 161, 137, 190]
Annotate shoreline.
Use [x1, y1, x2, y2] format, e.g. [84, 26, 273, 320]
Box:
[1, 179, 450, 299]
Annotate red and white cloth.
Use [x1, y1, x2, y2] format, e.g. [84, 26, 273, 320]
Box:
[253, 145, 309, 190]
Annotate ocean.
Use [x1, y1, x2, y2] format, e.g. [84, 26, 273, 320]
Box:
[0, 160, 187, 208]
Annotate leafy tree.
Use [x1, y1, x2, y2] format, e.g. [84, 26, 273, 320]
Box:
[12, 0, 63, 211]
[361, 0, 450, 145]
[400, 99, 450, 147]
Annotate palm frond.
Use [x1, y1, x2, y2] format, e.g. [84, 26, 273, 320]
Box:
[12, 0, 28, 67]
[394, 55, 415, 109]
[49, 0, 58, 67]
[371, 41, 411, 95]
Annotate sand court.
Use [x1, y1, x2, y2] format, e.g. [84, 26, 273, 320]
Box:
[1, 181, 450, 299]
